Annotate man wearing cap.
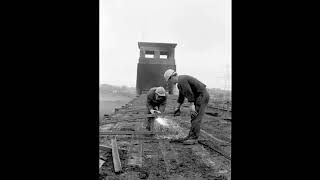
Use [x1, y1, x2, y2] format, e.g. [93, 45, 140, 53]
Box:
[164, 69, 210, 145]
[145, 86, 167, 131]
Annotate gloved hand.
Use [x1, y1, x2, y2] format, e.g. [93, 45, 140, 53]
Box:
[155, 110, 161, 114]
[174, 107, 181, 116]
[190, 104, 196, 112]
[190, 111, 198, 119]
[150, 109, 161, 114]
[190, 104, 198, 119]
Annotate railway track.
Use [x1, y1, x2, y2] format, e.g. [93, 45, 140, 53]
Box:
[99, 94, 231, 180]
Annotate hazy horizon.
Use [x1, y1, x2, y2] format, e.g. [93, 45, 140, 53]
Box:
[99, 83, 231, 91]
[100, 0, 231, 90]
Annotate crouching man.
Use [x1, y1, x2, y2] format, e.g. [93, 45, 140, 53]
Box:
[164, 69, 210, 145]
[146, 87, 167, 131]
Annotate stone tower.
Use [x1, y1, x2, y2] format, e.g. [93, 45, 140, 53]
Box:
[136, 42, 177, 95]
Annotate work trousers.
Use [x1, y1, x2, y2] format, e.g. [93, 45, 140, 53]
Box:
[146, 107, 157, 131]
[188, 90, 210, 139]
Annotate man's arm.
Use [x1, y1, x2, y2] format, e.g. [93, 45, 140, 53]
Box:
[178, 80, 197, 116]
[178, 80, 195, 103]
[177, 84, 185, 105]
[146, 93, 154, 112]
[158, 97, 167, 113]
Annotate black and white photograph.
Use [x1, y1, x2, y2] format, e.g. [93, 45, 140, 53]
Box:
[99, 0, 231, 179]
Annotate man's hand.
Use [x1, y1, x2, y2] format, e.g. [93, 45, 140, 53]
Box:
[173, 103, 181, 116]
[150, 109, 156, 114]
[190, 111, 198, 119]
[150, 109, 161, 114]
[174, 107, 181, 116]
[190, 104, 196, 112]
[190, 104, 198, 119]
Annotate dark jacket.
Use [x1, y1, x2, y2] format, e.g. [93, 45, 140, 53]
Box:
[146, 87, 167, 113]
[177, 75, 207, 104]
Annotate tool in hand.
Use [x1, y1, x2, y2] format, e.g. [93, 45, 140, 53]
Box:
[190, 111, 198, 119]
[174, 108, 181, 116]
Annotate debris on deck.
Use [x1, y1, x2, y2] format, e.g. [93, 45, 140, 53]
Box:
[99, 94, 231, 180]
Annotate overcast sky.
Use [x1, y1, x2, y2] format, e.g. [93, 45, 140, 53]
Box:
[100, 0, 231, 89]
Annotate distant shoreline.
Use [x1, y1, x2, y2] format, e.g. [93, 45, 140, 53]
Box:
[99, 98, 134, 121]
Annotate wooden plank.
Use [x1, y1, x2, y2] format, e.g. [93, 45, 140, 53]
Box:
[169, 143, 181, 164]
[101, 119, 144, 125]
[207, 106, 232, 112]
[99, 159, 105, 169]
[118, 108, 147, 112]
[200, 129, 229, 144]
[127, 134, 135, 167]
[99, 144, 112, 149]
[100, 114, 156, 125]
[124, 114, 156, 119]
[158, 141, 171, 173]
[111, 138, 122, 173]
[223, 118, 232, 121]
[198, 140, 231, 161]
[100, 131, 166, 135]
[127, 123, 143, 167]
[205, 112, 219, 117]
[99, 144, 127, 151]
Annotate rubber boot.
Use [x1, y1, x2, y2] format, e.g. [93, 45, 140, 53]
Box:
[183, 138, 198, 145]
[145, 118, 155, 137]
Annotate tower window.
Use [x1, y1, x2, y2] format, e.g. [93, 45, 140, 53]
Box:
[160, 51, 169, 59]
[145, 54, 154, 58]
[145, 50, 154, 58]
[160, 55, 168, 59]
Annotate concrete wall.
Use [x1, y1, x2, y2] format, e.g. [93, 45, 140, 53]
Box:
[136, 63, 176, 95]
[136, 42, 177, 95]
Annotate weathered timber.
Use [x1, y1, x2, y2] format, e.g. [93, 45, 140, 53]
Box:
[118, 108, 147, 112]
[200, 129, 229, 144]
[101, 120, 141, 125]
[101, 114, 157, 125]
[207, 105, 232, 112]
[100, 144, 127, 151]
[101, 115, 156, 125]
[198, 140, 231, 161]
[99, 159, 105, 168]
[206, 112, 219, 117]
[111, 138, 122, 173]
[100, 131, 167, 135]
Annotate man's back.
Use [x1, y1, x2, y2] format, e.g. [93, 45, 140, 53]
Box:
[177, 75, 207, 103]
[146, 87, 167, 108]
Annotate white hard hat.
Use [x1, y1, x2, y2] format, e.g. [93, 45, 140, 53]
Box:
[155, 87, 166, 96]
[164, 69, 176, 81]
